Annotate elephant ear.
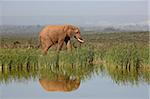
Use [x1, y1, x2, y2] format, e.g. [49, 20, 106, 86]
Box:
[63, 24, 69, 32]
[68, 25, 79, 34]
[64, 25, 76, 37]
[74, 28, 79, 33]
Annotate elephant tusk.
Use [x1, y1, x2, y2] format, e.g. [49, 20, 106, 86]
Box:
[77, 38, 84, 43]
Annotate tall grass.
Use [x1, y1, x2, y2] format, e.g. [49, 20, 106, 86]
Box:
[0, 32, 149, 85]
[105, 43, 149, 69]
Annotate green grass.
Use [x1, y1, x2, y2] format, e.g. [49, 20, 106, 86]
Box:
[0, 43, 148, 68]
[0, 31, 149, 85]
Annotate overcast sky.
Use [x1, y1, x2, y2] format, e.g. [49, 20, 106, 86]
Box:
[0, 0, 148, 26]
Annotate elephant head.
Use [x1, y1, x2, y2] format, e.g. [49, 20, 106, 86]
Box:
[64, 25, 84, 43]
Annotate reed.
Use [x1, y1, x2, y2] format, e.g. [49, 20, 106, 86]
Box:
[0, 31, 149, 85]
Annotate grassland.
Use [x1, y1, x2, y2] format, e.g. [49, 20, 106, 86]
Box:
[0, 31, 149, 85]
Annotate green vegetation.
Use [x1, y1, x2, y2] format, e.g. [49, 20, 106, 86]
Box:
[0, 31, 149, 85]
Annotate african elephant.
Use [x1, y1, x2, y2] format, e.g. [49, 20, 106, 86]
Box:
[39, 24, 84, 54]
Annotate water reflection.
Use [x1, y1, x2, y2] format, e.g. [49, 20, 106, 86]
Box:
[105, 65, 150, 85]
[39, 74, 80, 92]
[0, 56, 149, 88]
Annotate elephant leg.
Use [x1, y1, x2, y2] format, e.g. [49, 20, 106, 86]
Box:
[43, 46, 50, 55]
[64, 37, 71, 51]
[41, 42, 46, 51]
[57, 40, 64, 52]
[43, 41, 53, 55]
[66, 40, 72, 51]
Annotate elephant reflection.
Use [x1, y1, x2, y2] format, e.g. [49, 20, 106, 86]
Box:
[39, 74, 80, 92]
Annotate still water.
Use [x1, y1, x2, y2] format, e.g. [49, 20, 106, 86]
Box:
[0, 76, 149, 99]
[0, 63, 149, 99]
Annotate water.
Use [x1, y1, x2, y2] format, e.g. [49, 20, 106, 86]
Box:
[0, 64, 149, 99]
[0, 76, 149, 99]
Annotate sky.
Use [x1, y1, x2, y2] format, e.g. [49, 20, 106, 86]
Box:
[0, 0, 149, 26]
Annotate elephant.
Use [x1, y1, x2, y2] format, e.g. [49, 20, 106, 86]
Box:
[39, 24, 84, 54]
[39, 74, 80, 92]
